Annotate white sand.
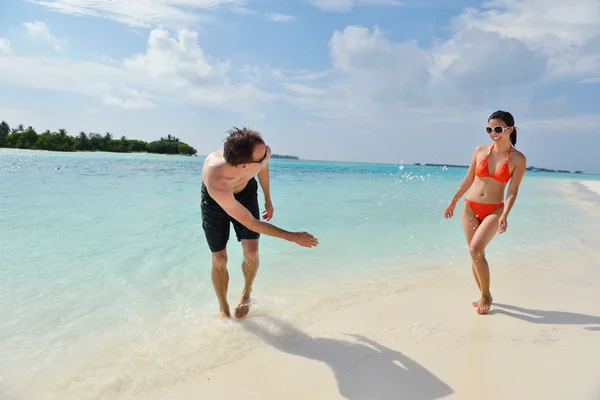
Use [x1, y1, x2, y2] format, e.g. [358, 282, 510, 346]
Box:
[581, 179, 600, 196]
[140, 251, 600, 400]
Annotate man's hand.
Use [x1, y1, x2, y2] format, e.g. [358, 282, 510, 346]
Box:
[498, 214, 508, 234]
[290, 232, 319, 248]
[262, 199, 274, 221]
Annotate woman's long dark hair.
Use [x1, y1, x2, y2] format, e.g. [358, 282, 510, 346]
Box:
[489, 110, 517, 146]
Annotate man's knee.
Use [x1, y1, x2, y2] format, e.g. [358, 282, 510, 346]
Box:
[242, 241, 259, 264]
[243, 250, 259, 265]
[212, 250, 228, 270]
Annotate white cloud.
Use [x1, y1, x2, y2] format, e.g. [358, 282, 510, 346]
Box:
[22, 21, 63, 51]
[328, 26, 431, 103]
[101, 88, 156, 109]
[264, 13, 296, 23]
[309, 0, 401, 12]
[28, 0, 244, 27]
[452, 0, 600, 50]
[124, 29, 230, 85]
[451, 0, 600, 78]
[281, 82, 327, 96]
[0, 27, 272, 114]
[273, 0, 600, 124]
[519, 113, 600, 134]
[29, 0, 297, 30]
[275, 25, 543, 123]
[0, 38, 12, 55]
[230, 5, 257, 15]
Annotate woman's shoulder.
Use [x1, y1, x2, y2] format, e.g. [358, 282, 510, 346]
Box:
[474, 144, 492, 153]
[510, 147, 526, 165]
[472, 144, 493, 159]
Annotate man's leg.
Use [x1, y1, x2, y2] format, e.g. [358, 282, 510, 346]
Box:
[234, 239, 259, 319]
[211, 249, 230, 318]
[201, 184, 232, 318]
[231, 177, 261, 319]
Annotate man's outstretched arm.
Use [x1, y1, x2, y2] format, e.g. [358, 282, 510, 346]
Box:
[208, 185, 318, 248]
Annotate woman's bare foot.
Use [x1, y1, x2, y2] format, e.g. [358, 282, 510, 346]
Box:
[234, 297, 251, 319]
[477, 294, 493, 315]
[472, 299, 481, 307]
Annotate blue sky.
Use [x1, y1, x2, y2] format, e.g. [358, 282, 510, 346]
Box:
[1, 0, 600, 173]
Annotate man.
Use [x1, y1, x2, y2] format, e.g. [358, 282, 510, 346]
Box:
[201, 127, 319, 319]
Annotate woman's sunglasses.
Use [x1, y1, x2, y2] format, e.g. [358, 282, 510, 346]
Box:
[486, 125, 512, 134]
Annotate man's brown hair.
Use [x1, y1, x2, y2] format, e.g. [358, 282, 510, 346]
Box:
[223, 126, 265, 166]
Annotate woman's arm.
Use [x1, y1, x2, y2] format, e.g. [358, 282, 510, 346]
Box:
[444, 146, 481, 218]
[450, 147, 480, 203]
[502, 153, 527, 218]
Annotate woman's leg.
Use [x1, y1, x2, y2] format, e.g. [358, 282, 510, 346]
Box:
[461, 201, 482, 305]
[469, 209, 503, 314]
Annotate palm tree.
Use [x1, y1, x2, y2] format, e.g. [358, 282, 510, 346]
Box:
[0, 121, 9, 138]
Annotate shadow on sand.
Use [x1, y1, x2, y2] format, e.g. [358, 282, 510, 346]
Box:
[491, 303, 600, 331]
[242, 315, 453, 400]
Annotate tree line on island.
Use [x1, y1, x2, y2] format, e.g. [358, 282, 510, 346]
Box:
[0, 121, 197, 156]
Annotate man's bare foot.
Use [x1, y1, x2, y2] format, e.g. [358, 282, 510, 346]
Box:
[234, 297, 251, 319]
[220, 303, 231, 319]
[477, 294, 492, 315]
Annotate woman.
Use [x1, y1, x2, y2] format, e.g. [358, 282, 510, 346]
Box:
[444, 110, 526, 315]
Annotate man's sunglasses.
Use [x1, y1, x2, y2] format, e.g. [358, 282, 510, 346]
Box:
[486, 125, 512, 134]
[247, 147, 268, 164]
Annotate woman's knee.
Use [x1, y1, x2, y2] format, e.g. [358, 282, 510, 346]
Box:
[469, 243, 486, 261]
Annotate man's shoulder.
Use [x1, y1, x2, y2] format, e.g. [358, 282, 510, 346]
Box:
[203, 152, 226, 174]
[203, 150, 224, 165]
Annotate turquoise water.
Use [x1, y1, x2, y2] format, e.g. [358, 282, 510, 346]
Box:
[1, 149, 599, 399]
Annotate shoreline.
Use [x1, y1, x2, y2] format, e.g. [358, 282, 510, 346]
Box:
[581, 180, 600, 196]
[0, 147, 195, 157]
[3, 148, 600, 175]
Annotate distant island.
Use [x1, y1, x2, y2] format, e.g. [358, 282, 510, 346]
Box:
[0, 121, 197, 156]
[271, 154, 299, 160]
[413, 163, 583, 174]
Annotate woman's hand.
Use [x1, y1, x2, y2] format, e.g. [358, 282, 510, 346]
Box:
[498, 214, 508, 234]
[444, 200, 457, 219]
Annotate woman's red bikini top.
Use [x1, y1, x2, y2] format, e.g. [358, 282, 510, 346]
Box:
[475, 144, 512, 183]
